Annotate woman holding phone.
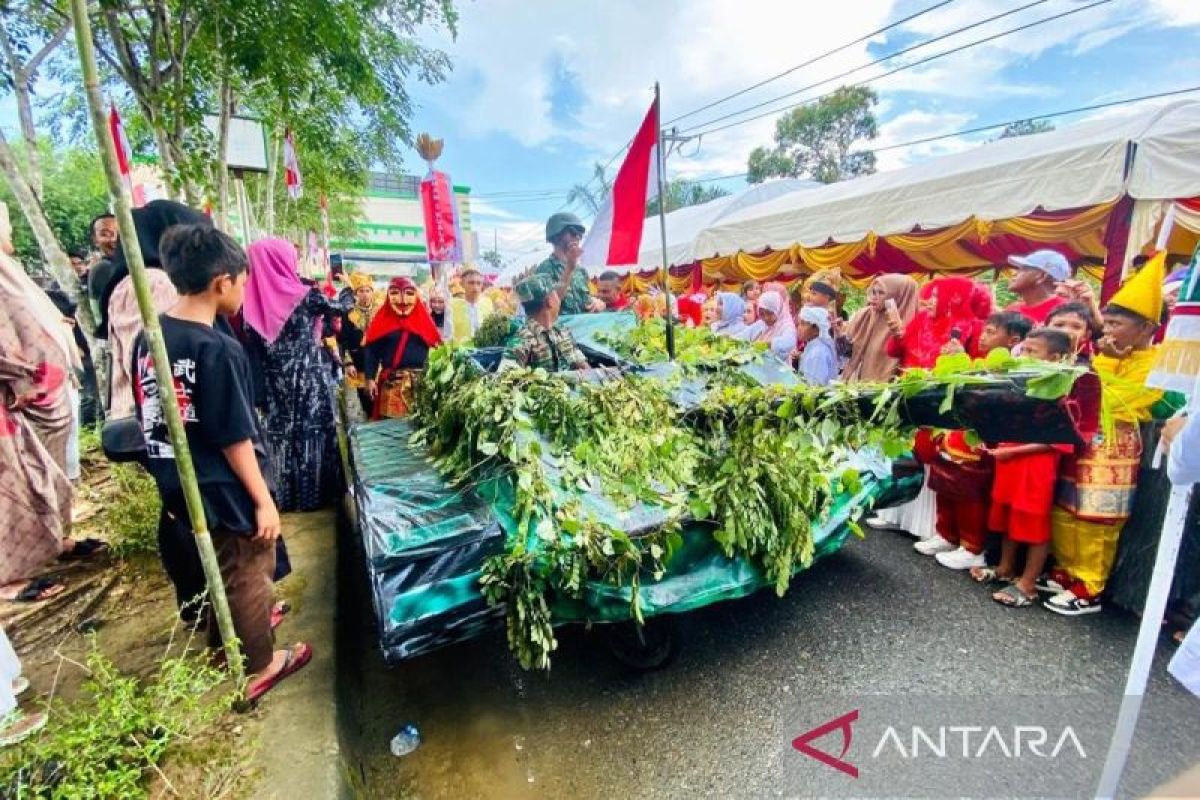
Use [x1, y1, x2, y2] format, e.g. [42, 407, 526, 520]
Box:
[841, 274, 919, 382]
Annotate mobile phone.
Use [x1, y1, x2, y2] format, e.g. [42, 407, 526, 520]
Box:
[884, 298, 898, 314]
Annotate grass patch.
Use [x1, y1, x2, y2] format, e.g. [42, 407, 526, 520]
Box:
[0, 633, 243, 798]
[103, 464, 162, 560]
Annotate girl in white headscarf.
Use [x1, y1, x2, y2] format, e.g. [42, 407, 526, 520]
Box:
[797, 305, 837, 386]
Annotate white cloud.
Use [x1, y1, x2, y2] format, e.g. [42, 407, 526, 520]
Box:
[469, 198, 524, 221]
[871, 108, 977, 172]
[429, 0, 1199, 205]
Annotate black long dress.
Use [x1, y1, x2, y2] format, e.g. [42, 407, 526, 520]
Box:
[243, 290, 345, 512]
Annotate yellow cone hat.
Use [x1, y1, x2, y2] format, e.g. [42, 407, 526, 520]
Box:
[1109, 251, 1165, 323]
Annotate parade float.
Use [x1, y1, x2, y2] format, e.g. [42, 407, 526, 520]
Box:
[341, 312, 1099, 670]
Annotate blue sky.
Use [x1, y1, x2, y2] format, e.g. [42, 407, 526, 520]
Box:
[400, 0, 1200, 264]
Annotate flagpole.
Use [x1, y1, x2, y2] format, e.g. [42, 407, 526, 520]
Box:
[654, 82, 675, 361]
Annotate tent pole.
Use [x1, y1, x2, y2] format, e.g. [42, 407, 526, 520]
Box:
[69, 0, 245, 687]
[654, 82, 674, 361]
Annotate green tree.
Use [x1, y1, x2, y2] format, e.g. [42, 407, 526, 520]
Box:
[479, 248, 504, 271]
[0, 139, 106, 269]
[746, 86, 878, 184]
[646, 179, 730, 216]
[566, 162, 611, 215]
[995, 119, 1055, 140]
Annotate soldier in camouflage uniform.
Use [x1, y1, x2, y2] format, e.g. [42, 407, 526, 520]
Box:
[534, 212, 604, 315]
[504, 274, 590, 372]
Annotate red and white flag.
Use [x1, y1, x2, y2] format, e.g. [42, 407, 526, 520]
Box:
[284, 129, 303, 200]
[581, 97, 659, 268]
[109, 104, 143, 206]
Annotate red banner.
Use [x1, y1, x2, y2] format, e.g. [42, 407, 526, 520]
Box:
[420, 170, 460, 263]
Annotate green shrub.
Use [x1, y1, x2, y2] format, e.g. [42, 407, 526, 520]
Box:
[0, 640, 237, 798]
[104, 464, 162, 559]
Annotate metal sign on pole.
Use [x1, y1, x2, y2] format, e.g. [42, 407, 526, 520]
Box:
[69, 0, 245, 685]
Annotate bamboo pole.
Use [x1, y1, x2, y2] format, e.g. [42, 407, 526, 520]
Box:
[68, 0, 245, 686]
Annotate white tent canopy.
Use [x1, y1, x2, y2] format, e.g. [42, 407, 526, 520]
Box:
[692, 100, 1200, 259]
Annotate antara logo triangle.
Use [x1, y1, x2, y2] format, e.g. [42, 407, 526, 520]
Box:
[792, 709, 860, 778]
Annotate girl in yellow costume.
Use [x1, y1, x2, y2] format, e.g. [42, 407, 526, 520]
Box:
[1046, 254, 1185, 616]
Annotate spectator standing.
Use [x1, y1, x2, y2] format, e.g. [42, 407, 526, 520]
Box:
[134, 224, 310, 702]
[241, 238, 346, 512]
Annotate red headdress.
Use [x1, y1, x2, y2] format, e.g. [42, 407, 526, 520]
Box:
[363, 276, 442, 348]
[900, 277, 988, 367]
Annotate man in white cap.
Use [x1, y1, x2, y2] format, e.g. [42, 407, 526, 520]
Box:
[1005, 249, 1070, 323]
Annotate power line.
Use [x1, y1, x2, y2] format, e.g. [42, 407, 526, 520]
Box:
[683, 0, 1116, 138]
[679, 0, 1052, 134]
[475, 85, 1200, 209]
[870, 84, 1200, 152]
[573, 0, 1052, 200]
[663, 0, 956, 126]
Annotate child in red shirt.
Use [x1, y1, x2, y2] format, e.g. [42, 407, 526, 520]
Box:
[971, 327, 1076, 607]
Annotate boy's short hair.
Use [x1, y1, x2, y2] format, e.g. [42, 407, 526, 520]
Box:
[598, 270, 620, 283]
[159, 224, 248, 295]
[460, 267, 482, 279]
[89, 212, 114, 238]
[986, 310, 1034, 340]
[1025, 327, 1073, 357]
[1047, 301, 1102, 340]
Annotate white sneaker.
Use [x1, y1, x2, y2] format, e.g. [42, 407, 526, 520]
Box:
[913, 534, 955, 556]
[863, 513, 891, 528]
[934, 547, 986, 571]
[1043, 590, 1102, 616]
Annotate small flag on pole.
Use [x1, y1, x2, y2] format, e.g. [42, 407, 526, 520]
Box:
[581, 97, 660, 268]
[109, 104, 142, 206]
[284, 129, 303, 200]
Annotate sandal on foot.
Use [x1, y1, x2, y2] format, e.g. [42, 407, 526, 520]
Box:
[992, 583, 1037, 608]
[970, 566, 1007, 585]
[270, 602, 291, 631]
[2, 577, 66, 603]
[246, 643, 312, 704]
[0, 710, 47, 747]
[58, 538, 108, 561]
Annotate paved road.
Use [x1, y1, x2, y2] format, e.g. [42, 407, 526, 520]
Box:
[340, 524, 1200, 799]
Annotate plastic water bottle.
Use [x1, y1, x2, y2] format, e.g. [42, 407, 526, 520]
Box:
[390, 724, 421, 756]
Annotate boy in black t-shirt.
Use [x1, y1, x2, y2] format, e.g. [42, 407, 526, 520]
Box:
[134, 225, 310, 702]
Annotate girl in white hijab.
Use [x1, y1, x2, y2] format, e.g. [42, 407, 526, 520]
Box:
[754, 292, 797, 361]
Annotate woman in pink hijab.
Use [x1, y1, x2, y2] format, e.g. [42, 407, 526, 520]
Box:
[753, 283, 798, 362]
[241, 238, 349, 512]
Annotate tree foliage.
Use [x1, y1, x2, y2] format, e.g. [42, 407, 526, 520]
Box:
[566, 162, 612, 215]
[646, 179, 730, 216]
[995, 118, 1055, 140]
[747, 86, 879, 184]
[0, 140, 107, 267]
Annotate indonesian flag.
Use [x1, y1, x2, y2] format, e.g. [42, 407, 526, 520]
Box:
[581, 97, 659, 268]
[284, 129, 302, 200]
[109, 104, 142, 206]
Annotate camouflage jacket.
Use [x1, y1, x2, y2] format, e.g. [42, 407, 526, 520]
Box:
[533, 255, 593, 315]
[506, 318, 589, 372]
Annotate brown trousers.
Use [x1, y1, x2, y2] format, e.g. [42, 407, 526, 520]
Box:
[206, 529, 277, 673]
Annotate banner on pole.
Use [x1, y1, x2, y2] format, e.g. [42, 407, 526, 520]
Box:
[109, 104, 143, 207]
[420, 170, 461, 264]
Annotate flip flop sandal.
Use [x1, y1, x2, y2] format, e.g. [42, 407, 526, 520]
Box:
[992, 583, 1036, 608]
[0, 710, 48, 747]
[270, 602, 291, 631]
[5, 577, 65, 603]
[58, 538, 109, 562]
[970, 566, 1008, 585]
[246, 643, 313, 704]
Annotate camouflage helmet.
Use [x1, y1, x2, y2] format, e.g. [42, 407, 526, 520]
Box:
[545, 212, 586, 243]
[514, 273, 556, 305]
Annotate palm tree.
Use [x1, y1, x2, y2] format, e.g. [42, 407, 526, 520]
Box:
[566, 162, 612, 215]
